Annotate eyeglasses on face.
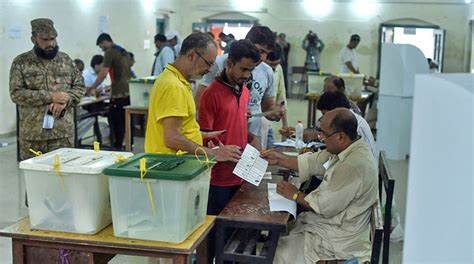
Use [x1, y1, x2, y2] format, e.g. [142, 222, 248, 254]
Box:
[195, 49, 214, 67]
[315, 127, 343, 142]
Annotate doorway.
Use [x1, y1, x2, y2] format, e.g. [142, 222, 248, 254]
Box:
[378, 23, 445, 75]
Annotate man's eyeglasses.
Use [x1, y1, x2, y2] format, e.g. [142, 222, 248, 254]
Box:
[316, 127, 343, 142]
[195, 50, 214, 67]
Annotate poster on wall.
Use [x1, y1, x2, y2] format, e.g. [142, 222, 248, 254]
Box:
[99, 16, 109, 33]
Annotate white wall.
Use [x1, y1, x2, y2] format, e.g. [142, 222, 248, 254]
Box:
[0, 0, 472, 135]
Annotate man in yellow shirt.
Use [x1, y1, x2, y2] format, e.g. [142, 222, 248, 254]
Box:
[145, 32, 241, 162]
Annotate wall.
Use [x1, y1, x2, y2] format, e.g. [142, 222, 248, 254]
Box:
[0, 0, 472, 135]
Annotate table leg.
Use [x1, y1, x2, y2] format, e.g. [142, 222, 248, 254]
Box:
[124, 109, 131, 152]
[307, 99, 313, 128]
[311, 99, 317, 128]
[196, 234, 208, 264]
[172, 254, 188, 264]
[12, 238, 25, 264]
[214, 222, 225, 264]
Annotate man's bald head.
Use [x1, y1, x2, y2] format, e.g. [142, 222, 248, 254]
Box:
[323, 108, 358, 141]
[323, 75, 345, 93]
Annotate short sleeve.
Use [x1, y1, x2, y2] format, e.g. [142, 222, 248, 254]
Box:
[263, 63, 275, 97]
[103, 49, 113, 68]
[154, 84, 189, 122]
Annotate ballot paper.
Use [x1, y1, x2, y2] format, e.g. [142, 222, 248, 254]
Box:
[267, 183, 296, 218]
[233, 144, 268, 186]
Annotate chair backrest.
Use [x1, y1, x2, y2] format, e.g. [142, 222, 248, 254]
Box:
[370, 200, 383, 264]
[378, 151, 395, 264]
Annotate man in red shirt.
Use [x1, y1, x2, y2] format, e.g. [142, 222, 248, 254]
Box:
[198, 39, 260, 263]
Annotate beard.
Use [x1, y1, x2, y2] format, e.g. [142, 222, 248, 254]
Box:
[34, 45, 59, 60]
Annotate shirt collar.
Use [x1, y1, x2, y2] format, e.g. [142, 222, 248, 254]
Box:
[164, 64, 191, 90]
[336, 138, 364, 162]
[216, 69, 242, 96]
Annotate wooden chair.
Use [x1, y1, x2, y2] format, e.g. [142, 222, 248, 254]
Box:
[370, 200, 384, 264]
[378, 151, 395, 264]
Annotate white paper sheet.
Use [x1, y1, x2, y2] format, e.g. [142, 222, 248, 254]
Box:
[233, 144, 268, 186]
[274, 139, 325, 149]
[267, 183, 296, 218]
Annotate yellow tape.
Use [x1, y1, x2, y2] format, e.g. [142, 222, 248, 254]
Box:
[115, 154, 128, 163]
[139, 158, 156, 216]
[93, 141, 100, 152]
[194, 147, 217, 172]
[54, 155, 66, 191]
[29, 149, 43, 156]
[176, 150, 188, 155]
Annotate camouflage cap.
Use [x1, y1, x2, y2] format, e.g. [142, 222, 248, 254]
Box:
[31, 18, 57, 38]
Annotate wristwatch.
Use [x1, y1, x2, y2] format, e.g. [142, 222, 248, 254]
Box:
[292, 191, 300, 201]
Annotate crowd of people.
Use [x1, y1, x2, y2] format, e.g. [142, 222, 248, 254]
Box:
[9, 17, 378, 264]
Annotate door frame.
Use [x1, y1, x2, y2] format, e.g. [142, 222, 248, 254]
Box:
[377, 23, 443, 78]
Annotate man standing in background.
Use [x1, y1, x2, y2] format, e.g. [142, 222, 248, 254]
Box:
[339, 34, 361, 74]
[10, 18, 85, 160]
[303, 31, 325, 72]
[91, 33, 131, 150]
[151, 33, 175, 76]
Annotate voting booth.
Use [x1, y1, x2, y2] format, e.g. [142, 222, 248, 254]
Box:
[403, 74, 473, 263]
[377, 44, 429, 160]
[19, 148, 133, 234]
[104, 153, 213, 243]
[129, 76, 156, 107]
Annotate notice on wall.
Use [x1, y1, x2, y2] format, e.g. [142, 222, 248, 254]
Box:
[8, 24, 22, 39]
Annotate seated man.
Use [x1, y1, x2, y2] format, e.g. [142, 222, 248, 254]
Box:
[83, 55, 110, 96]
[262, 108, 378, 264]
[323, 75, 362, 115]
[198, 39, 260, 263]
[316, 91, 376, 157]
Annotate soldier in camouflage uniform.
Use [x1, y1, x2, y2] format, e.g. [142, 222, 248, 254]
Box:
[9, 18, 85, 161]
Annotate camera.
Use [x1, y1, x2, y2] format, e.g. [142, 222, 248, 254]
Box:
[306, 31, 318, 44]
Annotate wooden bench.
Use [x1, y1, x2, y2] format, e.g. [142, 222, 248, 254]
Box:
[215, 179, 290, 264]
[0, 216, 215, 264]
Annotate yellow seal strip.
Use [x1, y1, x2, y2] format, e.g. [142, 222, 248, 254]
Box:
[54, 155, 66, 191]
[140, 157, 156, 216]
[29, 149, 43, 156]
[93, 141, 100, 152]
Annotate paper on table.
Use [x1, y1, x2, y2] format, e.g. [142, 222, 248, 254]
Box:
[233, 144, 268, 186]
[267, 183, 296, 218]
[274, 139, 326, 149]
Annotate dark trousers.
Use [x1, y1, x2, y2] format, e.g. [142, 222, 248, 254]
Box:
[207, 184, 241, 264]
[109, 97, 129, 150]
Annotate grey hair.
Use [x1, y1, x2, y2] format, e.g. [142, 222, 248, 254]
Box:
[179, 32, 216, 55]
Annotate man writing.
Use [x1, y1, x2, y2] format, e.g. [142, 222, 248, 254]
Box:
[145, 32, 241, 162]
[10, 18, 85, 160]
[262, 108, 377, 263]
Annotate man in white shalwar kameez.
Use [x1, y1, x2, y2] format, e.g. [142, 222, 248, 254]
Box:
[262, 108, 378, 264]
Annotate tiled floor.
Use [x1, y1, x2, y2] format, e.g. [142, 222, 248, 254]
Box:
[0, 98, 406, 263]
